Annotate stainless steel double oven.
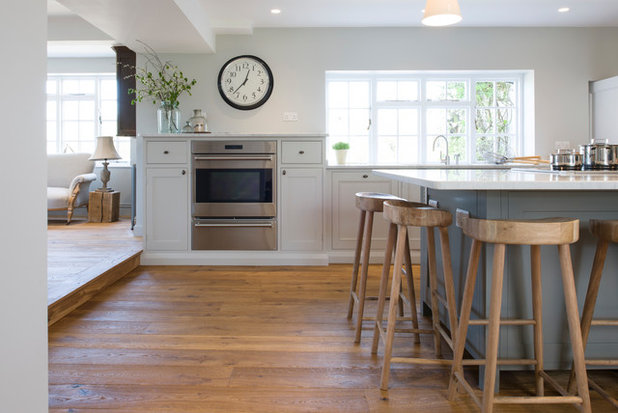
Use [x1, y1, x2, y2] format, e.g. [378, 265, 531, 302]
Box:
[191, 140, 277, 250]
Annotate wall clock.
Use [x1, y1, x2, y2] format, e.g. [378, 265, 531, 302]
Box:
[217, 55, 274, 110]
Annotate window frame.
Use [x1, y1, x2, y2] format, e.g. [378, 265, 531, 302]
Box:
[325, 70, 525, 165]
[47, 73, 130, 164]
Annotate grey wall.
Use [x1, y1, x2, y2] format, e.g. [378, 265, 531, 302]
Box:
[135, 27, 618, 158]
[1, 0, 48, 410]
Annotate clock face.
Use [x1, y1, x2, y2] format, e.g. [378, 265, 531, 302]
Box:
[217, 55, 274, 110]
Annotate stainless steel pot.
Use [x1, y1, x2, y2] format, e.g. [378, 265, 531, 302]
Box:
[550, 149, 582, 171]
[579, 139, 616, 170]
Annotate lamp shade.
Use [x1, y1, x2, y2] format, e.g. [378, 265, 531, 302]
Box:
[89, 136, 121, 161]
[422, 0, 462, 26]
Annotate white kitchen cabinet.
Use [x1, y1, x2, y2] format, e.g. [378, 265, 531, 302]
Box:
[330, 170, 398, 250]
[279, 139, 325, 251]
[146, 167, 189, 251]
[280, 168, 323, 251]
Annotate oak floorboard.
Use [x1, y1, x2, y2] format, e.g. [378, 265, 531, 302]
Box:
[47, 219, 143, 325]
[49, 264, 617, 412]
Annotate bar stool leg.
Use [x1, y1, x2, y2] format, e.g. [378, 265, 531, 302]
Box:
[347, 210, 366, 320]
[354, 211, 374, 344]
[372, 222, 397, 354]
[439, 226, 458, 349]
[481, 243, 506, 413]
[558, 244, 592, 413]
[568, 239, 608, 394]
[380, 224, 407, 391]
[403, 232, 420, 344]
[448, 239, 482, 401]
[530, 245, 544, 396]
[427, 226, 443, 356]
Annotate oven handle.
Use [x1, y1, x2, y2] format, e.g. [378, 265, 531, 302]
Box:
[194, 222, 274, 228]
[193, 155, 274, 161]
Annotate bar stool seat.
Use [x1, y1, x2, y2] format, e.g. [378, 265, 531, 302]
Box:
[372, 199, 458, 391]
[347, 192, 411, 344]
[567, 219, 618, 408]
[448, 210, 591, 413]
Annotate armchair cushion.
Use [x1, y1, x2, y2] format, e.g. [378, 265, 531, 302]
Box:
[47, 153, 96, 223]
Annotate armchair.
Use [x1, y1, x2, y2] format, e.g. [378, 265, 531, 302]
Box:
[47, 153, 97, 224]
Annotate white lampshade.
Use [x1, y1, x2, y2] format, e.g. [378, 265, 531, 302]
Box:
[422, 0, 462, 26]
[89, 136, 121, 161]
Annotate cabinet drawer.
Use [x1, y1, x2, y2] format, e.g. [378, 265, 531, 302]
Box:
[146, 141, 188, 164]
[281, 141, 322, 164]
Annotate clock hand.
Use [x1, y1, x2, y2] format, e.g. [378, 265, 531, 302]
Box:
[233, 70, 251, 94]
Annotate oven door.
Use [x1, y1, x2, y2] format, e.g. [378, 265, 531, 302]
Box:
[192, 154, 276, 217]
[192, 218, 277, 250]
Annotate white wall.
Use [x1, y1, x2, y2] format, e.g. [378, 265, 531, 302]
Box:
[0, 0, 48, 410]
[135, 27, 618, 158]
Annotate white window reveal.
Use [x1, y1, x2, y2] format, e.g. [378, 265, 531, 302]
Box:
[47, 74, 130, 163]
[325, 71, 527, 165]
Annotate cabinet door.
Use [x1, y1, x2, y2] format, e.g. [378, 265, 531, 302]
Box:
[280, 168, 323, 251]
[146, 168, 189, 251]
[331, 171, 397, 250]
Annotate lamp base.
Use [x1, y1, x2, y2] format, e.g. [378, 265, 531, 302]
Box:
[95, 187, 115, 193]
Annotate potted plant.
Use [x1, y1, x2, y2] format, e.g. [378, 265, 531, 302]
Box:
[127, 43, 197, 134]
[332, 141, 350, 165]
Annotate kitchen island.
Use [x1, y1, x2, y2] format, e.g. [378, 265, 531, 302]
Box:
[373, 168, 618, 370]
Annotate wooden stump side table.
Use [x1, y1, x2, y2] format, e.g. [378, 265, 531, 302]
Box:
[88, 191, 120, 223]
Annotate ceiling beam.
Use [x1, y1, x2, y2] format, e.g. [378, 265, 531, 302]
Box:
[56, 0, 215, 53]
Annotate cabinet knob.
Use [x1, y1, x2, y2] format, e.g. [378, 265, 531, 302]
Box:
[299, 150, 305, 155]
[362, 174, 368, 179]
[181, 170, 186, 175]
[163, 150, 169, 154]
[282, 170, 287, 175]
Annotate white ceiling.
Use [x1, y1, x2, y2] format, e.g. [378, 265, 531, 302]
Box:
[48, 0, 618, 56]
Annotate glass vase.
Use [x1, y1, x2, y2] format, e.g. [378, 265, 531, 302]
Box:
[157, 101, 181, 134]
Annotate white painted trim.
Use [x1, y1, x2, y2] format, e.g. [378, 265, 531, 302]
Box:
[141, 251, 329, 266]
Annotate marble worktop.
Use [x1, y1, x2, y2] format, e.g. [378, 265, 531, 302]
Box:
[373, 168, 618, 190]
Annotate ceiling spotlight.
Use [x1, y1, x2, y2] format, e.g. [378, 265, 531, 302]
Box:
[558, 7, 570, 13]
[422, 0, 462, 27]
[271, 8, 281, 14]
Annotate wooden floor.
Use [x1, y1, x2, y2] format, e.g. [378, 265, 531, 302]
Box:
[48, 264, 617, 412]
[47, 219, 143, 325]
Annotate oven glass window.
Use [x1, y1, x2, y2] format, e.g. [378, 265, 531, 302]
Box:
[196, 169, 273, 203]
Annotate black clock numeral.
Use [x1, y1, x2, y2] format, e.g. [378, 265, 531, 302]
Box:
[257, 87, 262, 92]
[228, 86, 234, 93]
[252, 92, 257, 99]
[243, 95, 248, 101]
[229, 71, 237, 78]
[235, 93, 240, 99]
[257, 70, 262, 76]
[226, 78, 232, 84]
[260, 79, 265, 85]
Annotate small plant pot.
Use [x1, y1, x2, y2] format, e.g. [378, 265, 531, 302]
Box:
[335, 149, 348, 165]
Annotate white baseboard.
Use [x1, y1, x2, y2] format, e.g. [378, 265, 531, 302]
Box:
[141, 251, 330, 266]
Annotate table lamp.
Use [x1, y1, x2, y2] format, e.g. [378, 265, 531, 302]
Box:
[89, 136, 121, 192]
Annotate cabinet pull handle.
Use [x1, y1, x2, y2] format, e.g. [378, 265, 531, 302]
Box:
[282, 170, 287, 175]
[362, 174, 368, 178]
[299, 150, 305, 154]
[181, 170, 186, 175]
[163, 150, 169, 154]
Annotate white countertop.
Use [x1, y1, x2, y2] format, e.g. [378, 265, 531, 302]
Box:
[373, 168, 618, 190]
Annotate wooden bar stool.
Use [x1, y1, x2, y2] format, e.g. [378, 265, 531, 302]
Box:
[448, 210, 591, 413]
[372, 199, 458, 391]
[567, 219, 618, 408]
[347, 192, 409, 344]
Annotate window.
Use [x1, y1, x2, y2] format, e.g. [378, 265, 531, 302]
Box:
[325, 71, 525, 165]
[47, 74, 130, 163]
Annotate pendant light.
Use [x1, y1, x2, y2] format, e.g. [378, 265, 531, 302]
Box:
[422, 0, 462, 26]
